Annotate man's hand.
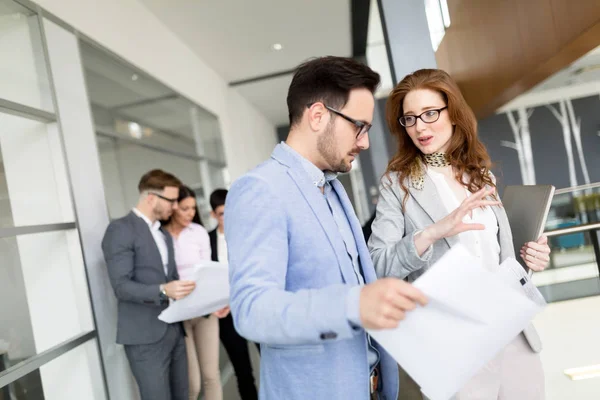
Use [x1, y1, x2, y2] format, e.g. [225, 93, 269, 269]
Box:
[360, 278, 427, 330]
[163, 280, 196, 300]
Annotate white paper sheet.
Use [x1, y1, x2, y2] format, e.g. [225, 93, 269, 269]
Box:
[368, 244, 545, 400]
[158, 261, 230, 323]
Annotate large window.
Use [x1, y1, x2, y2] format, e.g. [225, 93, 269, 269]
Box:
[80, 41, 227, 227]
[0, 1, 104, 399]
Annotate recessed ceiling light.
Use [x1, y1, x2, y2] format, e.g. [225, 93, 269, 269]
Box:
[131, 74, 138, 81]
[564, 364, 600, 381]
[272, 43, 283, 51]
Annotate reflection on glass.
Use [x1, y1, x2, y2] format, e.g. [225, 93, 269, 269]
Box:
[0, 235, 36, 366]
[0, 366, 45, 400]
[0, 0, 53, 112]
[533, 183, 600, 298]
[0, 112, 75, 228]
[80, 40, 226, 163]
[0, 229, 92, 367]
[97, 136, 202, 219]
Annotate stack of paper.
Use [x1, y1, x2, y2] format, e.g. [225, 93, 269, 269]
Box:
[158, 261, 230, 323]
[368, 244, 546, 400]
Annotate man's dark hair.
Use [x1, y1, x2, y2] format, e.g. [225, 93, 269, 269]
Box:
[210, 188, 228, 211]
[287, 56, 380, 127]
[138, 169, 181, 193]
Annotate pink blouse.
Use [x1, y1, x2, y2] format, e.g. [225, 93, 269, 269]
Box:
[172, 222, 212, 280]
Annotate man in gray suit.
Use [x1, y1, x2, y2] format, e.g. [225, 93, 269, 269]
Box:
[102, 169, 196, 400]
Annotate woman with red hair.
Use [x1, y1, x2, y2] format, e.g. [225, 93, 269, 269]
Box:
[368, 69, 549, 399]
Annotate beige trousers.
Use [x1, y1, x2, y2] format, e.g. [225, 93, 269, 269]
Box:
[457, 333, 545, 399]
[420, 334, 545, 400]
[184, 315, 222, 400]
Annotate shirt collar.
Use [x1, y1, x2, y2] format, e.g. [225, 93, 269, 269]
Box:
[280, 142, 337, 188]
[132, 208, 161, 232]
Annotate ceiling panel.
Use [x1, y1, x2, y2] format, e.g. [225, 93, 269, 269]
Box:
[234, 74, 293, 126]
[140, 0, 352, 83]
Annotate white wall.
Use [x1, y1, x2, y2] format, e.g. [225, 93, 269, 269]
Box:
[36, 0, 277, 181]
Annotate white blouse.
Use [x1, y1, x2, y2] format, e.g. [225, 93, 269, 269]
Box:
[426, 168, 501, 272]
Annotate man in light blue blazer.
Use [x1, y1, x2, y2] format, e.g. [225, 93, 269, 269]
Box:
[225, 57, 427, 400]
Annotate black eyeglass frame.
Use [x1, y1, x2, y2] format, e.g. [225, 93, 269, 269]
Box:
[306, 103, 372, 139]
[148, 192, 178, 204]
[399, 106, 448, 127]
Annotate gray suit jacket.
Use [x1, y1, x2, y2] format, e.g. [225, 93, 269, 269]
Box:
[102, 211, 179, 345]
[368, 172, 542, 353]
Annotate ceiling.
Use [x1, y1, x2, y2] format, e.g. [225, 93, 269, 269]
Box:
[530, 45, 600, 93]
[499, 45, 600, 112]
[139, 0, 353, 126]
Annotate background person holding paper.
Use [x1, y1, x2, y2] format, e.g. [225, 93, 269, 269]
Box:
[368, 69, 551, 400]
[225, 56, 427, 400]
[163, 185, 229, 400]
[102, 170, 194, 400]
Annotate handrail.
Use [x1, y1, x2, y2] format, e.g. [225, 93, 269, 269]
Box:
[544, 222, 600, 237]
[554, 182, 600, 195]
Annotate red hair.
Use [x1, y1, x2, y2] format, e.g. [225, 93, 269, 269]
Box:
[384, 69, 495, 206]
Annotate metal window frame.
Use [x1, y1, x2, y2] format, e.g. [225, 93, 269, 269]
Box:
[0, 222, 76, 238]
[14, 0, 229, 167]
[96, 127, 228, 168]
[0, 98, 56, 123]
[0, 331, 96, 388]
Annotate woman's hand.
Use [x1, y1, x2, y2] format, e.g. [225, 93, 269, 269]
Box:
[213, 306, 230, 319]
[420, 187, 501, 244]
[520, 235, 551, 272]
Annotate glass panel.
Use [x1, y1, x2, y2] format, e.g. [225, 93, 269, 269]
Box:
[0, 339, 105, 400]
[532, 228, 600, 304]
[0, 366, 44, 399]
[191, 105, 225, 164]
[81, 41, 224, 161]
[0, 229, 95, 365]
[0, 112, 75, 228]
[97, 136, 202, 219]
[545, 184, 600, 231]
[0, 0, 53, 112]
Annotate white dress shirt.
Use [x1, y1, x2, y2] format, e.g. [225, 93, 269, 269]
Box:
[426, 169, 501, 271]
[217, 230, 228, 263]
[133, 208, 169, 276]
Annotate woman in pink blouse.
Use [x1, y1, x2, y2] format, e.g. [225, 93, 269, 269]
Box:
[164, 185, 229, 400]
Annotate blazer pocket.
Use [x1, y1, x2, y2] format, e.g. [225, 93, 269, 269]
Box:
[266, 344, 325, 356]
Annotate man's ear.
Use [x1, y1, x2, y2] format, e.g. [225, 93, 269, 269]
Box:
[306, 102, 329, 132]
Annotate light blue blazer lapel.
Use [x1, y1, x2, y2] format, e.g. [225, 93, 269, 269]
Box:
[331, 179, 377, 284]
[271, 146, 356, 285]
[407, 173, 460, 249]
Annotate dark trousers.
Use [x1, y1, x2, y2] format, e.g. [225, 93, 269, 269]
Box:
[219, 314, 258, 400]
[124, 323, 188, 400]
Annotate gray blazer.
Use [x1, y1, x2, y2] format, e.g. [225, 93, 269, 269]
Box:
[102, 211, 179, 345]
[368, 172, 542, 353]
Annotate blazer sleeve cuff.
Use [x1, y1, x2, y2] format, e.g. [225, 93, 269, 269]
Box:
[396, 230, 434, 273]
[345, 285, 363, 330]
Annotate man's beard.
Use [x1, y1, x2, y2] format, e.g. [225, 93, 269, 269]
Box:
[317, 122, 353, 173]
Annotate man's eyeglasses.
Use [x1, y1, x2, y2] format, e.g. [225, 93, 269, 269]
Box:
[399, 106, 448, 128]
[149, 192, 178, 204]
[307, 103, 371, 140]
